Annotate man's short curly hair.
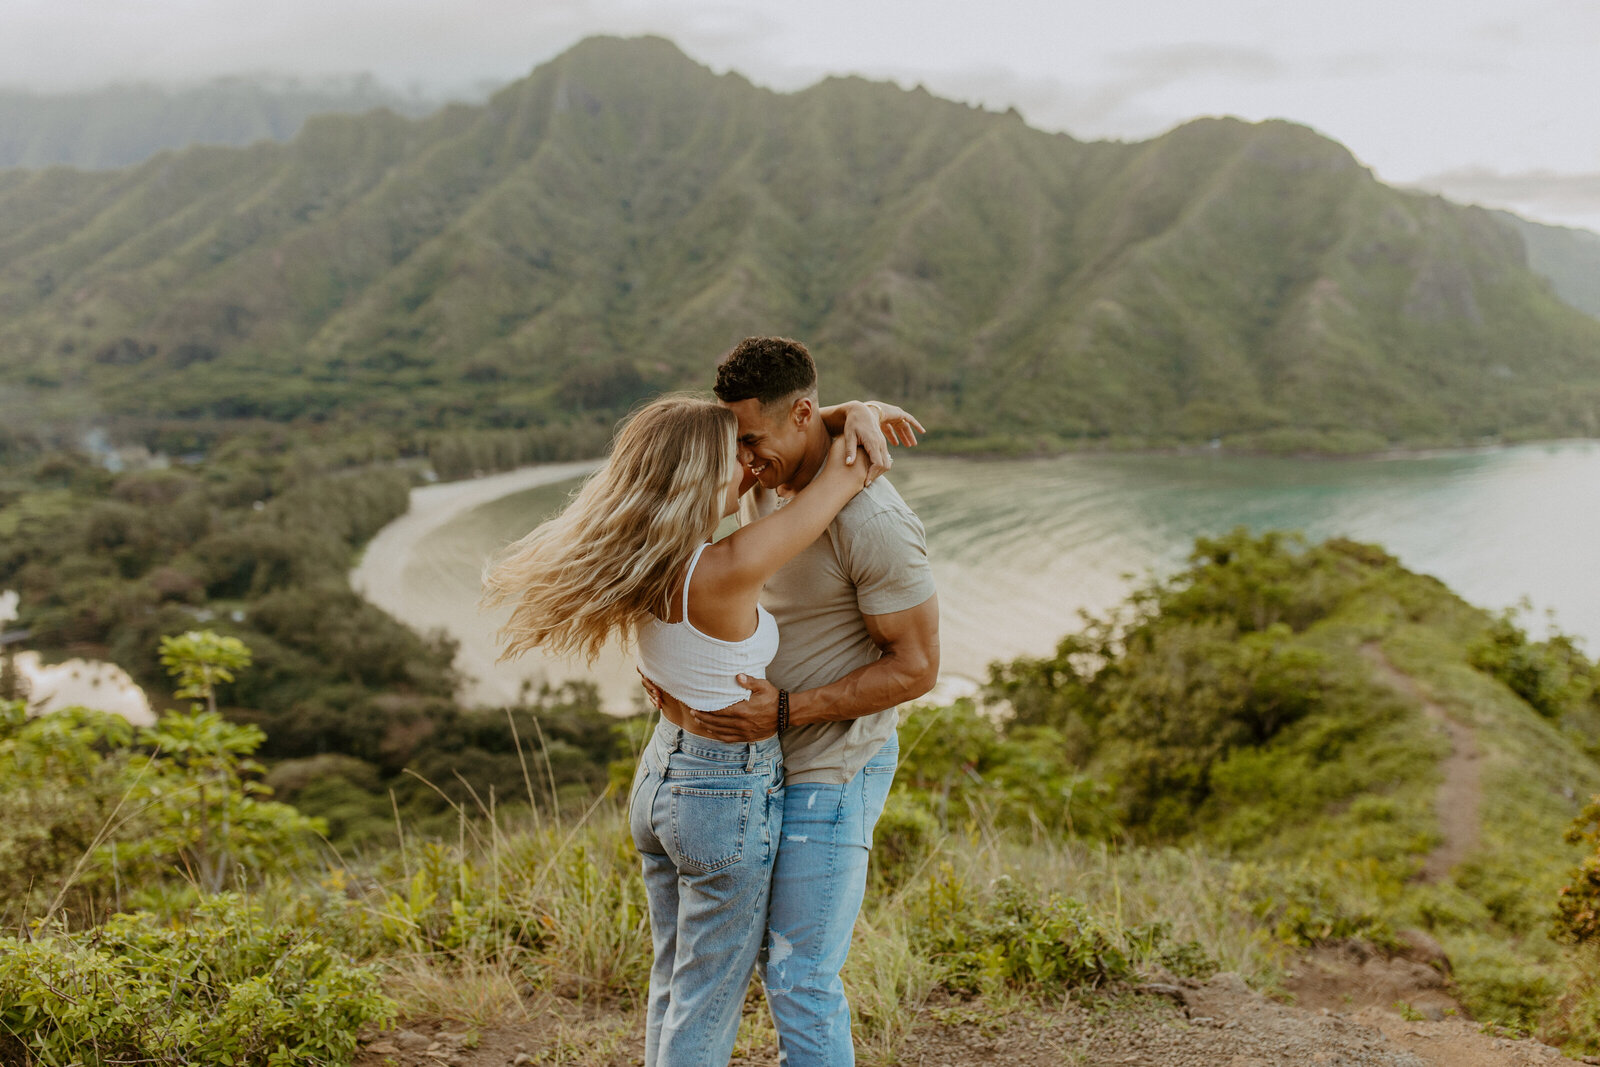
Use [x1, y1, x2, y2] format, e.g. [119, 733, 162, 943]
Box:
[713, 336, 817, 411]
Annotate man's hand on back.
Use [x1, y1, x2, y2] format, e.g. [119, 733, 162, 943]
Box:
[636, 670, 780, 742]
[684, 675, 780, 742]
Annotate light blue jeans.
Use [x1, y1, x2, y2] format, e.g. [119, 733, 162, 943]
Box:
[764, 736, 898, 1066]
[628, 720, 785, 1067]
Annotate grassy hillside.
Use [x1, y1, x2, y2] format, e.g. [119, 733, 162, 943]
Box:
[2, 36, 1598, 453]
[978, 530, 1600, 1030]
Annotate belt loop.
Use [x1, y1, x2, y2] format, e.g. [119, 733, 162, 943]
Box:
[668, 725, 682, 753]
[745, 741, 757, 773]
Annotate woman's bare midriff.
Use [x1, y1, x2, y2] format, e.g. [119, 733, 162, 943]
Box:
[657, 700, 776, 743]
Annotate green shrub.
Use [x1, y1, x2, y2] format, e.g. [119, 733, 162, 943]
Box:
[914, 869, 1205, 995]
[115, 709, 325, 896]
[1556, 795, 1600, 946]
[1450, 942, 1562, 1035]
[0, 633, 324, 924]
[362, 821, 650, 996]
[1228, 860, 1399, 949]
[1469, 609, 1597, 721]
[1544, 956, 1600, 1056]
[870, 792, 941, 888]
[0, 894, 394, 1066]
[372, 840, 533, 957]
[0, 702, 136, 920]
[981, 532, 1410, 835]
[894, 701, 1118, 838]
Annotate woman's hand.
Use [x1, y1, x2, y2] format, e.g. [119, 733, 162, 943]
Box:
[837, 401, 926, 483]
[866, 401, 925, 447]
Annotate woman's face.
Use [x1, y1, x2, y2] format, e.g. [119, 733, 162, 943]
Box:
[720, 446, 752, 518]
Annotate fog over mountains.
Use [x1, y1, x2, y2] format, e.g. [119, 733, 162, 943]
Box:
[0, 77, 449, 171]
[1493, 213, 1600, 321]
[1, 36, 1597, 451]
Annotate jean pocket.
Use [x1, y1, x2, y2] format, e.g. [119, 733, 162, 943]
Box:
[864, 738, 899, 773]
[669, 784, 755, 873]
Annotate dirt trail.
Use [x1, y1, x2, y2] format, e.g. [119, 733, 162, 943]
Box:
[355, 973, 1576, 1066]
[1361, 643, 1481, 882]
[1286, 937, 1461, 1020]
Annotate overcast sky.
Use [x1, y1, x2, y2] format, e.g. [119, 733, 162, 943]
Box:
[6, 0, 1599, 231]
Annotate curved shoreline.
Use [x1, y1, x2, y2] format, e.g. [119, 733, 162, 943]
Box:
[350, 459, 615, 710]
[351, 460, 603, 598]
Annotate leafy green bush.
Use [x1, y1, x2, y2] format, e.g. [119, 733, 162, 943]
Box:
[1449, 942, 1563, 1035]
[0, 633, 323, 923]
[1544, 962, 1600, 1056]
[372, 840, 534, 957]
[0, 701, 136, 919]
[114, 709, 324, 896]
[0, 895, 394, 1066]
[1556, 795, 1600, 946]
[980, 531, 1422, 835]
[1228, 860, 1399, 949]
[364, 821, 650, 996]
[266, 755, 395, 848]
[869, 792, 941, 888]
[894, 700, 1118, 838]
[1470, 609, 1598, 722]
[914, 869, 1208, 995]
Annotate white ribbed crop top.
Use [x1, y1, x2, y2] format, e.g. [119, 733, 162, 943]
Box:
[635, 542, 780, 712]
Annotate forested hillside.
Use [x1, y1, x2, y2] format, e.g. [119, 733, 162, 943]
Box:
[2, 35, 1598, 454]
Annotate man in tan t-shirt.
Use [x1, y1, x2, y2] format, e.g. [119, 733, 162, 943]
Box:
[660, 336, 940, 1066]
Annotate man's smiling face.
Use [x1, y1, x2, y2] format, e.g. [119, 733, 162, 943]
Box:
[723, 396, 808, 491]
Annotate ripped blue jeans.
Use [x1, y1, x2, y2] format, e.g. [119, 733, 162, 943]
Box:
[764, 736, 898, 1066]
[628, 720, 784, 1067]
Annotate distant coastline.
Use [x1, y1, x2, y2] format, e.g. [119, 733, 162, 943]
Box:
[918, 433, 1600, 464]
[350, 459, 613, 710]
[349, 439, 1600, 714]
[351, 459, 603, 589]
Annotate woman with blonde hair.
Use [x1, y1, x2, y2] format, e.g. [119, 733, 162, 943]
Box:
[484, 392, 909, 1067]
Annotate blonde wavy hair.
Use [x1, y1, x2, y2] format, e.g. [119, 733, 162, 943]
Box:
[482, 394, 738, 665]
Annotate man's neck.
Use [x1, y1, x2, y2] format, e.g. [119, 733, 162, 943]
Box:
[777, 423, 833, 497]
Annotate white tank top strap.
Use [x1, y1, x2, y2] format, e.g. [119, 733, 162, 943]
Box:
[635, 540, 779, 713]
[682, 542, 710, 618]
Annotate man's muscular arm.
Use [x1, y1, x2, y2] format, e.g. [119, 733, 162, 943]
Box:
[682, 594, 940, 741]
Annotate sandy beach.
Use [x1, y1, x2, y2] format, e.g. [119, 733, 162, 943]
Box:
[348, 460, 649, 711]
[352, 462, 603, 585]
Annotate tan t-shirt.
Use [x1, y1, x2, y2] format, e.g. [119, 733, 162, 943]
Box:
[740, 476, 936, 785]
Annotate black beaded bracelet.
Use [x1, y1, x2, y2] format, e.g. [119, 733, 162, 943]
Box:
[776, 689, 790, 733]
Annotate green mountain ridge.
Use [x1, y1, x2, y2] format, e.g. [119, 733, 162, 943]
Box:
[2, 35, 1598, 451]
[1494, 210, 1600, 319]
